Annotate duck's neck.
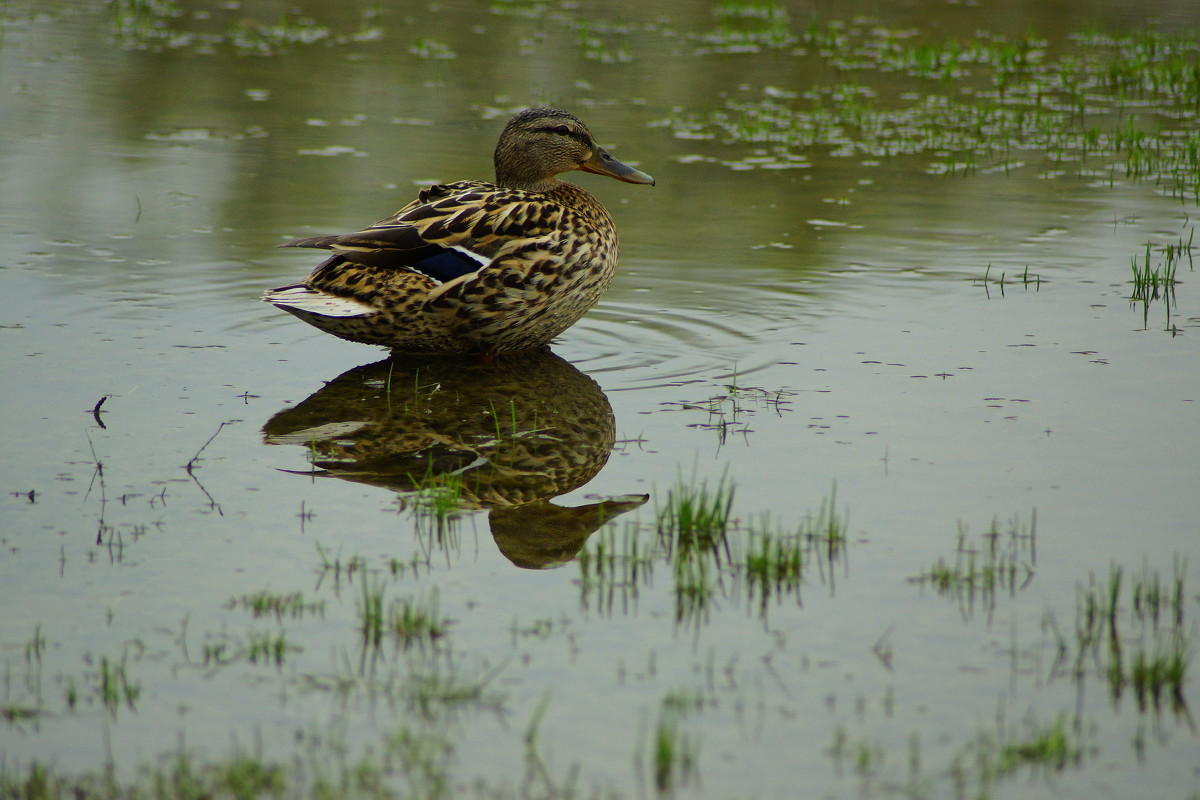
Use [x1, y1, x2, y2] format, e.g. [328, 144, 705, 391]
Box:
[495, 164, 560, 193]
[498, 174, 561, 193]
[494, 141, 561, 192]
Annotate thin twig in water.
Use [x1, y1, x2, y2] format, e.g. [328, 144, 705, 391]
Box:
[184, 421, 238, 516]
[83, 431, 109, 544]
[189, 470, 224, 517]
[872, 624, 896, 671]
[84, 431, 105, 504]
[185, 420, 237, 474]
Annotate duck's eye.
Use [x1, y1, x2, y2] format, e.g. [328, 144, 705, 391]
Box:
[553, 125, 572, 136]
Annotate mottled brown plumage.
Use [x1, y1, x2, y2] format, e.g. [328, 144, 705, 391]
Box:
[264, 108, 653, 354]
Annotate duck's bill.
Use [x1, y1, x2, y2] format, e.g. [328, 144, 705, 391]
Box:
[581, 146, 655, 185]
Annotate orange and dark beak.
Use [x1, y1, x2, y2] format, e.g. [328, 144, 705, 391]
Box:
[580, 145, 655, 186]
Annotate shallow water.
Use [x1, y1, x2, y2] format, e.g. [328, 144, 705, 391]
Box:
[2, 1, 1199, 798]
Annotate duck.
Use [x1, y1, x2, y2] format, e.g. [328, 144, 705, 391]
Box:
[263, 107, 654, 354]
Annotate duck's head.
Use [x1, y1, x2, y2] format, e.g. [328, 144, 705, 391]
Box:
[493, 107, 655, 192]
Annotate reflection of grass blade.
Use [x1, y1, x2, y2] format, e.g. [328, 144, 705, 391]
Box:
[908, 512, 1037, 621]
[1131, 630, 1190, 711]
[1047, 557, 1192, 715]
[996, 715, 1082, 776]
[742, 485, 847, 615]
[357, 573, 385, 649]
[97, 653, 140, 715]
[745, 523, 803, 601]
[245, 630, 296, 667]
[406, 458, 465, 521]
[577, 521, 656, 615]
[388, 589, 449, 649]
[657, 472, 736, 626]
[651, 693, 701, 793]
[400, 459, 466, 557]
[673, 550, 714, 624]
[405, 663, 506, 720]
[227, 590, 325, 621]
[809, 482, 847, 550]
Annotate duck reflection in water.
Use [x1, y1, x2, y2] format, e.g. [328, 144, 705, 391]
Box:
[262, 350, 646, 569]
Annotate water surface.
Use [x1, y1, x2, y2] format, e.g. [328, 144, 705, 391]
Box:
[2, 1, 1198, 798]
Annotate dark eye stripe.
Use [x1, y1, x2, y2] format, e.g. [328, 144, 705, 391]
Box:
[539, 124, 587, 143]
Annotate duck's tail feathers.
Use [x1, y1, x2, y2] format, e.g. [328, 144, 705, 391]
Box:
[262, 285, 374, 318]
[278, 235, 341, 249]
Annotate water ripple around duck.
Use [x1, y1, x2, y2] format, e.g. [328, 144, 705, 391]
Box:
[560, 270, 815, 392]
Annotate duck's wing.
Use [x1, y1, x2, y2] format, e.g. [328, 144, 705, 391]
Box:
[279, 181, 562, 284]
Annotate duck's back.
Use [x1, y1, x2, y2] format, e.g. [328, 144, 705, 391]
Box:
[283, 180, 621, 353]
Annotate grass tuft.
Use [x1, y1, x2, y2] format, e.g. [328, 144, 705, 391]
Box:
[656, 471, 735, 553]
[650, 694, 702, 792]
[909, 511, 1037, 621]
[389, 589, 450, 649]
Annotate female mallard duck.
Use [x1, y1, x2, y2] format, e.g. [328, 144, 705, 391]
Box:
[264, 107, 653, 354]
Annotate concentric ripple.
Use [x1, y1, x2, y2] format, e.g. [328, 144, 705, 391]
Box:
[556, 263, 820, 392]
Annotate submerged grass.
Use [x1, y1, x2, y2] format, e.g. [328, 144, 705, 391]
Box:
[1, 752, 285, 800]
[994, 714, 1085, 776]
[656, 471, 735, 554]
[391, 460, 466, 560]
[1129, 227, 1193, 331]
[352, 562, 450, 655]
[227, 590, 326, 621]
[742, 485, 847, 613]
[0, 733, 455, 800]
[656, 471, 737, 625]
[4, 476, 1195, 800]
[1053, 557, 1193, 715]
[110, 0, 380, 53]
[744, 520, 804, 596]
[579, 481, 846, 623]
[644, 690, 703, 794]
[404, 664, 506, 720]
[667, 21, 1200, 200]
[356, 572, 387, 650]
[1130, 242, 1180, 300]
[403, 462, 465, 522]
[699, 2, 794, 53]
[388, 589, 449, 649]
[244, 630, 296, 667]
[577, 521, 656, 615]
[96, 654, 140, 716]
[833, 708, 1090, 799]
[663, 375, 795, 447]
[909, 511, 1037, 621]
[672, 548, 717, 625]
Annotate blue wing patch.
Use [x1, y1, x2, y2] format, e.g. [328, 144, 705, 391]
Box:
[408, 245, 489, 282]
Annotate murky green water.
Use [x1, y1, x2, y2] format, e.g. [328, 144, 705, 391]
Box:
[3, 1, 1199, 797]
